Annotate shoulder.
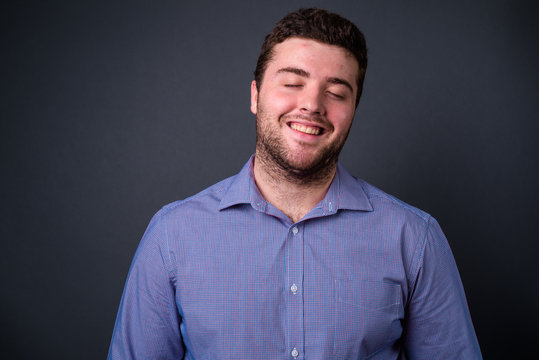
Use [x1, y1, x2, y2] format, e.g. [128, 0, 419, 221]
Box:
[151, 174, 237, 223]
[345, 176, 441, 260]
[337, 164, 432, 229]
[358, 178, 431, 225]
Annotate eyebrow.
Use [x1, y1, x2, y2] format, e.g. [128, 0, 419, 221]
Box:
[276, 67, 310, 77]
[276, 67, 354, 93]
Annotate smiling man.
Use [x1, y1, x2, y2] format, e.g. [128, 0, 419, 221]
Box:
[108, 8, 482, 360]
[252, 36, 359, 223]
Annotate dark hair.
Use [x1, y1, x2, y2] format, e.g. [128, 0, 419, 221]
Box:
[254, 8, 368, 107]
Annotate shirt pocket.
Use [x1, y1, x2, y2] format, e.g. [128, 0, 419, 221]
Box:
[334, 279, 403, 359]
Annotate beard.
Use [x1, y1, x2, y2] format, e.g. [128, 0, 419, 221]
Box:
[255, 107, 351, 185]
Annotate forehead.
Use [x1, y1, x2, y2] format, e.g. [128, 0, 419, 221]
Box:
[266, 37, 359, 85]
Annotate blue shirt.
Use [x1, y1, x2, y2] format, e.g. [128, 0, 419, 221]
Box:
[108, 157, 482, 359]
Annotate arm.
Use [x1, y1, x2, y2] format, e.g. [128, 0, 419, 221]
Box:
[108, 213, 184, 359]
[403, 217, 482, 359]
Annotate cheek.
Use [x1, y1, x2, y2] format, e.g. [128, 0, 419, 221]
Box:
[327, 106, 355, 130]
[260, 89, 297, 114]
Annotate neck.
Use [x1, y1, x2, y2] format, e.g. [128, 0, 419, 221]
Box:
[253, 153, 337, 223]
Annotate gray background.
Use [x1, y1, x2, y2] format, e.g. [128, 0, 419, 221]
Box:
[2, 0, 538, 358]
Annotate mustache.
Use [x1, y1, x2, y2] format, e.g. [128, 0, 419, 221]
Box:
[281, 114, 331, 128]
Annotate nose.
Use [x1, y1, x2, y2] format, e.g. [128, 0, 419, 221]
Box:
[298, 86, 325, 116]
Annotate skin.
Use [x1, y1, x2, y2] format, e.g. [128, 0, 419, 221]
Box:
[251, 37, 359, 222]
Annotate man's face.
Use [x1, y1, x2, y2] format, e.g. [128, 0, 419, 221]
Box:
[251, 37, 358, 179]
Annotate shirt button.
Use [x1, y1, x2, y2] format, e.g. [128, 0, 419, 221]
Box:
[291, 348, 299, 358]
[292, 226, 298, 235]
[290, 283, 298, 294]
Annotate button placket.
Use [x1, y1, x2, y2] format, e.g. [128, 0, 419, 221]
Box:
[290, 226, 300, 296]
[285, 224, 304, 360]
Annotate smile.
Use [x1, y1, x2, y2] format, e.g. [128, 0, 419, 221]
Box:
[289, 122, 322, 135]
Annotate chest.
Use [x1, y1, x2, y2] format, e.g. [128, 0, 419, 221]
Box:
[172, 212, 409, 358]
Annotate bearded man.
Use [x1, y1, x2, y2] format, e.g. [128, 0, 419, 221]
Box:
[108, 8, 482, 360]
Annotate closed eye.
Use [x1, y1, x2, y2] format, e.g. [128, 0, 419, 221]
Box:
[328, 91, 345, 99]
[284, 84, 302, 88]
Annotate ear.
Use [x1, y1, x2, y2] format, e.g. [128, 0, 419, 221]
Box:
[250, 80, 258, 115]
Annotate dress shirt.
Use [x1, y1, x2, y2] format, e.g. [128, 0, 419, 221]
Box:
[108, 156, 482, 359]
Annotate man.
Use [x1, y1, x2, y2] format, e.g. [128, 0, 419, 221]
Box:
[108, 8, 482, 359]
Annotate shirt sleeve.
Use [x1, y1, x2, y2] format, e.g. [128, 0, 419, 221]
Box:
[403, 217, 482, 359]
[108, 212, 184, 360]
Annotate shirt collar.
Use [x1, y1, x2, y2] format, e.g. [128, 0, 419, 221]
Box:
[219, 155, 265, 211]
[219, 155, 373, 213]
[334, 162, 373, 211]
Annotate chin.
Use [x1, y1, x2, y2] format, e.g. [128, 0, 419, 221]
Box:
[287, 156, 323, 171]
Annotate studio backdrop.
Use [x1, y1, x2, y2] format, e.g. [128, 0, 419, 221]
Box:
[1, 0, 538, 358]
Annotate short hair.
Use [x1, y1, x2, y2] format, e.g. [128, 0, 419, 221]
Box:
[254, 8, 368, 107]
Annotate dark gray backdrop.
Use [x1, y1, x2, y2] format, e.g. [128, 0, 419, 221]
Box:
[2, 0, 538, 358]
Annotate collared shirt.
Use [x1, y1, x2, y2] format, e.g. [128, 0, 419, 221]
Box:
[108, 157, 482, 359]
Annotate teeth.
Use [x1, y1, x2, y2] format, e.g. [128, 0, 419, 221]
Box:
[290, 123, 321, 135]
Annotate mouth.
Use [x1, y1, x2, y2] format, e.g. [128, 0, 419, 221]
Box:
[289, 122, 324, 135]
